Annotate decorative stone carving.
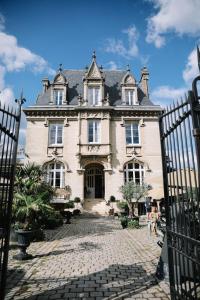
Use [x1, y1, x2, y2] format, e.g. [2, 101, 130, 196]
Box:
[87, 145, 100, 152]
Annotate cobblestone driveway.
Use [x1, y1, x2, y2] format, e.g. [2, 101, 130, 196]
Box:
[5, 214, 170, 300]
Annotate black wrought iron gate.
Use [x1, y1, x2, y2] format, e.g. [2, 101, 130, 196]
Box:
[159, 49, 200, 299]
[0, 95, 24, 300]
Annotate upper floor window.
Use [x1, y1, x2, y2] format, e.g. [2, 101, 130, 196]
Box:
[45, 162, 65, 188]
[88, 120, 100, 143]
[88, 86, 100, 105]
[125, 122, 140, 145]
[49, 123, 63, 145]
[54, 89, 64, 105]
[124, 162, 144, 184]
[125, 89, 135, 105]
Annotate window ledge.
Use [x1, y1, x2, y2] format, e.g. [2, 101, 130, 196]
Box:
[48, 145, 64, 148]
[126, 144, 141, 148]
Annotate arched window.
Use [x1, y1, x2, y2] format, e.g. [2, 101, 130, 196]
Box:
[44, 162, 65, 188]
[124, 162, 144, 185]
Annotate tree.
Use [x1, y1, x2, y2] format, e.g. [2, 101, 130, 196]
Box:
[119, 181, 152, 216]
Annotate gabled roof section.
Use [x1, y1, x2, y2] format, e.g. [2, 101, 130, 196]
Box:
[53, 64, 67, 84]
[84, 51, 104, 80]
[121, 66, 136, 86]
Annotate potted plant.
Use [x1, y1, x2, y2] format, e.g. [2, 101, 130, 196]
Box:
[119, 182, 152, 219]
[12, 163, 55, 260]
[13, 193, 53, 260]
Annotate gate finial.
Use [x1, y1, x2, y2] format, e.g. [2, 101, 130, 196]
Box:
[197, 45, 200, 73]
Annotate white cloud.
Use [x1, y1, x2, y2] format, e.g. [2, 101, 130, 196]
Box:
[151, 45, 200, 106]
[105, 25, 139, 59]
[0, 32, 55, 75]
[0, 13, 55, 148]
[146, 0, 200, 48]
[183, 46, 199, 84]
[106, 61, 118, 70]
[151, 85, 187, 106]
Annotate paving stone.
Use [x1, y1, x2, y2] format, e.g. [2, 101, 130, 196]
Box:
[5, 214, 170, 300]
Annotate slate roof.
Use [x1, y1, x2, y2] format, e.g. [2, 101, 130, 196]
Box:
[36, 70, 156, 107]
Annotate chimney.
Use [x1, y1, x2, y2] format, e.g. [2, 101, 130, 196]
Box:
[42, 78, 50, 93]
[140, 67, 149, 98]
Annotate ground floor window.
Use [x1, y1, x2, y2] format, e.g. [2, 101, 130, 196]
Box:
[124, 161, 144, 184]
[44, 162, 65, 188]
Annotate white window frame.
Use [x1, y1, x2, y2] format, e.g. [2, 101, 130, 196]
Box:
[49, 123, 63, 146]
[88, 86, 101, 106]
[45, 162, 65, 188]
[124, 162, 144, 185]
[54, 89, 64, 105]
[125, 121, 140, 145]
[88, 120, 100, 143]
[125, 89, 136, 105]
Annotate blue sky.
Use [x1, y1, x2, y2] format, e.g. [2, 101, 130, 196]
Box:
[0, 0, 199, 147]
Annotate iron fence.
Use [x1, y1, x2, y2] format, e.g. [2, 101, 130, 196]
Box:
[159, 49, 200, 299]
[0, 95, 25, 300]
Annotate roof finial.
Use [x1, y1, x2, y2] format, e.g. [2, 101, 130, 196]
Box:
[127, 64, 130, 72]
[197, 45, 200, 73]
[92, 50, 96, 60]
[58, 63, 62, 72]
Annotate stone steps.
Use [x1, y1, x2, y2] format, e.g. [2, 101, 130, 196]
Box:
[83, 199, 110, 216]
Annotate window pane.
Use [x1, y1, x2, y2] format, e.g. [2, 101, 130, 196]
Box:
[49, 172, 54, 186]
[126, 125, 132, 144]
[57, 126, 63, 144]
[128, 171, 133, 181]
[55, 172, 61, 187]
[95, 121, 100, 142]
[88, 122, 93, 142]
[94, 88, 100, 105]
[128, 163, 133, 169]
[54, 90, 63, 105]
[135, 163, 139, 169]
[88, 87, 100, 105]
[50, 125, 56, 144]
[88, 88, 93, 105]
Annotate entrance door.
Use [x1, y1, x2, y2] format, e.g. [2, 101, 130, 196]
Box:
[85, 164, 104, 199]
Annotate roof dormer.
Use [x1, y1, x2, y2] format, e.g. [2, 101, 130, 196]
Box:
[50, 64, 68, 105]
[121, 65, 138, 106]
[83, 52, 105, 106]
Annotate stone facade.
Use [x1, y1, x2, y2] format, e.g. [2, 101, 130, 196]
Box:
[24, 53, 164, 206]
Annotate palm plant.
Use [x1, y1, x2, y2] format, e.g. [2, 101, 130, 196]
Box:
[13, 162, 55, 230]
[13, 193, 53, 230]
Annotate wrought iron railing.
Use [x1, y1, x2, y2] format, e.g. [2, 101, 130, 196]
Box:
[0, 94, 25, 300]
[159, 48, 200, 299]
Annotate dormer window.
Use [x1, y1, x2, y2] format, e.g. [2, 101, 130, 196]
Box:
[121, 68, 138, 106]
[125, 89, 135, 105]
[88, 86, 100, 106]
[83, 52, 105, 107]
[54, 89, 64, 105]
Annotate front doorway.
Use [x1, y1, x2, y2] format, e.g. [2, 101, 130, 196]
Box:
[84, 164, 104, 199]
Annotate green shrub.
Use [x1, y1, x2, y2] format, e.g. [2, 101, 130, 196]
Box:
[128, 219, 140, 229]
[74, 197, 81, 203]
[65, 201, 75, 209]
[117, 201, 129, 210]
[120, 216, 128, 229]
[109, 195, 116, 202]
[73, 209, 81, 216]
[42, 210, 63, 229]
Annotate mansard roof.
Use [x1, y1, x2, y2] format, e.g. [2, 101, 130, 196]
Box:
[36, 69, 155, 107]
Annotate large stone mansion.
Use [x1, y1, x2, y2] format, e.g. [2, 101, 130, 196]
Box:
[24, 53, 164, 213]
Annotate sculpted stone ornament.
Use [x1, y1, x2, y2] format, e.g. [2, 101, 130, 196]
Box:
[52, 148, 58, 157]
